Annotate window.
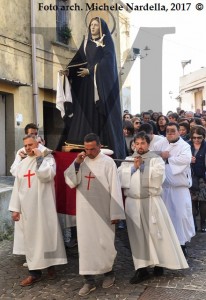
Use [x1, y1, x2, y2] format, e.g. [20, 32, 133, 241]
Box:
[56, 0, 70, 44]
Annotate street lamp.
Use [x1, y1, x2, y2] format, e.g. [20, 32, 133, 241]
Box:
[181, 60, 191, 75]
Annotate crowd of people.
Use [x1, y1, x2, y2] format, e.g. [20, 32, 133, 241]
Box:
[8, 106, 206, 296]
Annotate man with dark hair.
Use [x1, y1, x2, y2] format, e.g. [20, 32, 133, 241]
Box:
[24, 123, 38, 134]
[153, 123, 195, 257]
[142, 112, 151, 123]
[141, 112, 158, 134]
[168, 113, 179, 123]
[138, 123, 163, 150]
[84, 132, 101, 144]
[64, 133, 125, 296]
[118, 131, 188, 284]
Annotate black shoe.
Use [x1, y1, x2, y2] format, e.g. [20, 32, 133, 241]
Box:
[153, 266, 164, 276]
[181, 245, 188, 258]
[130, 268, 150, 284]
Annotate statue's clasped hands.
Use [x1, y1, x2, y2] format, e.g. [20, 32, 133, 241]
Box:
[77, 68, 89, 77]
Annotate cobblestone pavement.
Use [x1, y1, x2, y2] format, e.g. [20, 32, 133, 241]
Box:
[0, 228, 206, 300]
[0, 176, 14, 189]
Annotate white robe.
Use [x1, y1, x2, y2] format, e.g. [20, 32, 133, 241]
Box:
[10, 143, 48, 255]
[64, 152, 125, 275]
[149, 134, 163, 151]
[9, 154, 67, 270]
[153, 137, 195, 244]
[118, 152, 188, 270]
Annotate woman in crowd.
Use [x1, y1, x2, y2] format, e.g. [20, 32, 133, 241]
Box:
[179, 122, 190, 141]
[156, 115, 169, 136]
[188, 125, 206, 232]
[131, 117, 141, 134]
[201, 116, 206, 130]
[123, 120, 134, 155]
[123, 113, 133, 121]
[189, 117, 202, 128]
[151, 112, 159, 123]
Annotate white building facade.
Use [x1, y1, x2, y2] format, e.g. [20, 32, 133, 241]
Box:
[179, 68, 206, 112]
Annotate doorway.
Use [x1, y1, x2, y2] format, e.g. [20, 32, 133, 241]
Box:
[0, 95, 5, 175]
[43, 101, 64, 150]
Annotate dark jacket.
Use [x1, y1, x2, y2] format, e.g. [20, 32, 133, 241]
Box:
[188, 140, 206, 178]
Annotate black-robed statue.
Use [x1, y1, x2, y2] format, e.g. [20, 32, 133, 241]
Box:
[56, 17, 126, 159]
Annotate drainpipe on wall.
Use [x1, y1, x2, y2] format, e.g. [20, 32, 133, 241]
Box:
[31, 0, 39, 126]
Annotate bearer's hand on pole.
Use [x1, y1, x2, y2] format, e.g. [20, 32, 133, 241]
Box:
[75, 151, 86, 164]
[133, 156, 142, 169]
[12, 212, 20, 222]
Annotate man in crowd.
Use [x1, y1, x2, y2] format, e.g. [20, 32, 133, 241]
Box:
[64, 133, 125, 297]
[138, 123, 163, 150]
[141, 112, 158, 134]
[153, 122, 195, 256]
[9, 135, 67, 286]
[168, 113, 179, 123]
[118, 132, 188, 283]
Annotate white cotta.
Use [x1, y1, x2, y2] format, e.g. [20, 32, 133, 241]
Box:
[153, 137, 195, 245]
[118, 152, 189, 270]
[9, 154, 67, 270]
[64, 152, 125, 275]
[10, 143, 49, 255]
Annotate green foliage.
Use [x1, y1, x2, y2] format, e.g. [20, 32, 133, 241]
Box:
[59, 25, 72, 41]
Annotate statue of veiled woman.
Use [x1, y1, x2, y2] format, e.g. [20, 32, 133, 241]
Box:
[56, 17, 126, 159]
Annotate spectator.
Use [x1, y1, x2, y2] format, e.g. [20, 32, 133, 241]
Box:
[168, 113, 179, 123]
[179, 122, 190, 141]
[189, 118, 202, 128]
[156, 115, 169, 136]
[123, 113, 133, 121]
[188, 126, 206, 232]
[131, 117, 141, 134]
[123, 121, 135, 155]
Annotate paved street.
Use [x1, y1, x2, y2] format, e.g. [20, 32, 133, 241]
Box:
[1, 177, 206, 300]
[0, 227, 206, 300]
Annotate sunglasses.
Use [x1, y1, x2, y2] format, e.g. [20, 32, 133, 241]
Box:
[135, 122, 140, 124]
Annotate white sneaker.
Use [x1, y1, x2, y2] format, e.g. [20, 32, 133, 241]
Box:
[23, 262, 28, 267]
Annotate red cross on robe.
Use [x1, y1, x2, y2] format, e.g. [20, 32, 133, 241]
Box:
[84, 172, 95, 190]
[24, 169, 35, 188]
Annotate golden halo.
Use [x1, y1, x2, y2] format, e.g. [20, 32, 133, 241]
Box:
[85, 11, 116, 34]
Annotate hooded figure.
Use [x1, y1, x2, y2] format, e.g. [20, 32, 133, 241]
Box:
[57, 17, 126, 159]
